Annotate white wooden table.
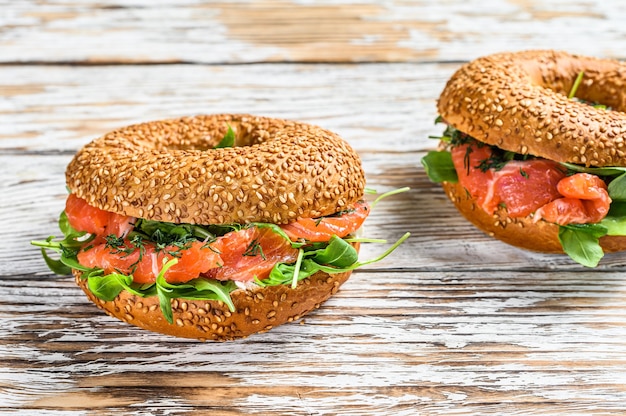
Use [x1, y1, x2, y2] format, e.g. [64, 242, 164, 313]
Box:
[2, 1, 626, 414]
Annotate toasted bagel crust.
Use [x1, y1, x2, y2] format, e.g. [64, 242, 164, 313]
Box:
[442, 181, 626, 253]
[66, 114, 365, 224]
[74, 266, 354, 341]
[438, 50, 626, 167]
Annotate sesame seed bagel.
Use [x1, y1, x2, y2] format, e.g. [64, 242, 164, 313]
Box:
[438, 50, 626, 167]
[442, 181, 626, 253]
[74, 266, 354, 341]
[66, 114, 365, 224]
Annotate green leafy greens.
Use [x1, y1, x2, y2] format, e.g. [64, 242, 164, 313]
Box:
[421, 150, 458, 183]
[32, 189, 410, 323]
[255, 233, 410, 288]
[32, 216, 238, 323]
[31, 211, 93, 275]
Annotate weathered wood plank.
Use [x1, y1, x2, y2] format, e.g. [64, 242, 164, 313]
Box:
[1, 0, 626, 64]
[0, 62, 448, 153]
[4, 1, 626, 414]
[2, 270, 626, 414]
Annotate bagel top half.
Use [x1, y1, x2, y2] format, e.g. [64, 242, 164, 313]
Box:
[437, 50, 626, 167]
[65, 114, 365, 225]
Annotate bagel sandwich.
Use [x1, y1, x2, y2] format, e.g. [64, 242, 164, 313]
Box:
[421, 50, 626, 267]
[33, 114, 409, 340]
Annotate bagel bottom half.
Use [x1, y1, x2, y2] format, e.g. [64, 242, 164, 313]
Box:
[442, 181, 626, 254]
[74, 256, 356, 341]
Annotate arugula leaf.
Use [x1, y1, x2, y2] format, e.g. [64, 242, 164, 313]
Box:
[31, 209, 95, 276]
[182, 279, 237, 309]
[154, 259, 234, 320]
[560, 162, 626, 177]
[308, 235, 359, 268]
[261, 256, 350, 288]
[608, 173, 626, 201]
[58, 211, 74, 237]
[86, 268, 156, 299]
[259, 260, 311, 287]
[157, 286, 174, 324]
[257, 232, 411, 287]
[370, 187, 410, 209]
[204, 223, 244, 237]
[601, 218, 626, 236]
[263, 236, 361, 288]
[607, 201, 626, 217]
[151, 257, 237, 323]
[40, 247, 72, 275]
[32, 238, 88, 275]
[155, 258, 180, 323]
[558, 224, 608, 268]
[599, 209, 626, 236]
[428, 123, 468, 145]
[60, 253, 92, 272]
[88, 273, 133, 301]
[421, 151, 458, 183]
[215, 124, 235, 148]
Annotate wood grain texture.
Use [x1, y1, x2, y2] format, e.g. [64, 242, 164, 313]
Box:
[3, 0, 626, 414]
[2, 0, 626, 63]
[3, 269, 626, 414]
[0, 63, 448, 153]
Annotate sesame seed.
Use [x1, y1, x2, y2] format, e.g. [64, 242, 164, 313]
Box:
[435, 50, 626, 168]
[66, 114, 365, 228]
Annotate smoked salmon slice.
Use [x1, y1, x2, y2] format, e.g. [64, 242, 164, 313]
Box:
[67, 194, 237, 283]
[205, 227, 299, 282]
[451, 142, 566, 217]
[494, 160, 566, 217]
[281, 201, 369, 242]
[66, 194, 363, 285]
[451, 143, 498, 214]
[65, 194, 135, 238]
[534, 173, 611, 225]
[77, 227, 299, 285]
[77, 240, 222, 284]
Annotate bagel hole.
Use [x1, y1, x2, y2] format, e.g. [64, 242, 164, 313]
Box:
[167, 126, 262, 151]
[567, 78, 621, 111]
[526, 59, 626, 111]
